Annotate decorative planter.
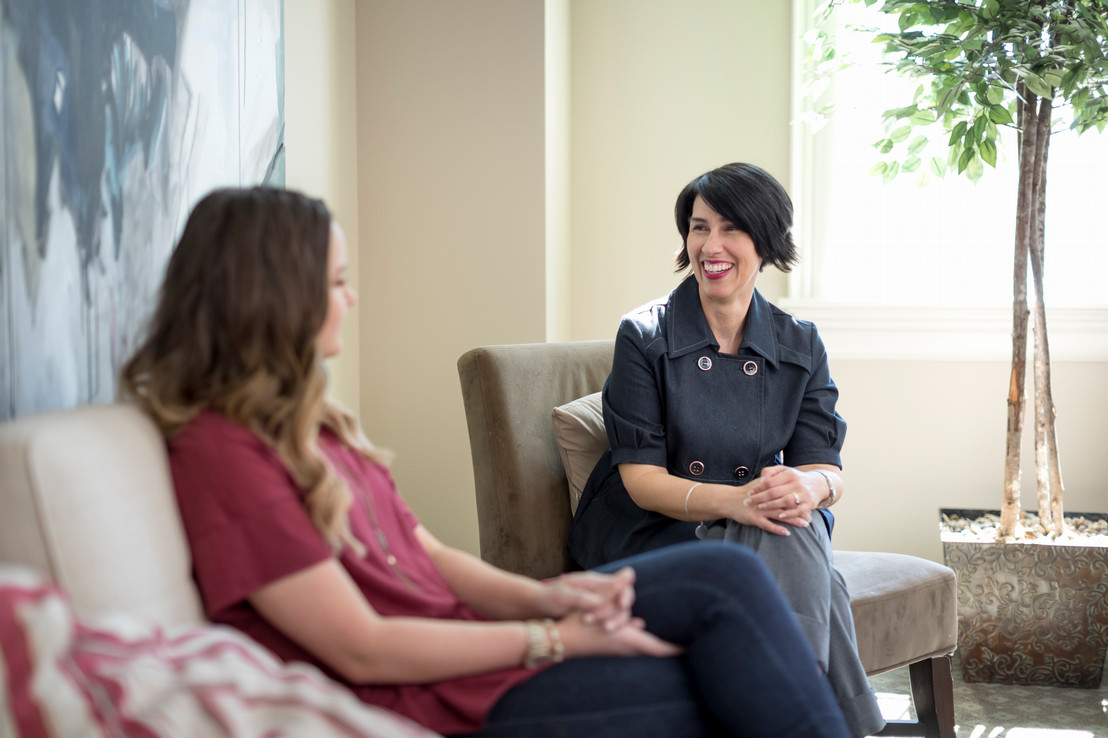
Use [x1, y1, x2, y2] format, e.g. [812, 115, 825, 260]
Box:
[940, 508, 1108, 688]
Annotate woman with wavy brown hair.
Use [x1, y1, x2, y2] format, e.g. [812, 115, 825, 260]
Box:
[120, 186, 852, 738]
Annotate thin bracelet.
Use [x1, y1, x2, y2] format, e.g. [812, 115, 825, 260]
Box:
[815, 471, 836, 509]
[684, 482, 703, 517]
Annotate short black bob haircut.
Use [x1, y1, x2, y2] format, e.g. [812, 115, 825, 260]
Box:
[674, 162, 798, 274]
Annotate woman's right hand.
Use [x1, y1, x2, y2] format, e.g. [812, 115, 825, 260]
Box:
[723, 480, 809, 536]
[558, 611, 683, 659]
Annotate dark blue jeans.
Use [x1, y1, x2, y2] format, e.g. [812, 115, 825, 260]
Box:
[457, 542, 850, 738]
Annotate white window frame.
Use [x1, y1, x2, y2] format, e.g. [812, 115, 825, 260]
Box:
[784, 0, 1108, 362]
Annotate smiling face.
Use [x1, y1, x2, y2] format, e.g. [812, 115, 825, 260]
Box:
[686, 195, 762, 308]
[317, 221, 356, 359]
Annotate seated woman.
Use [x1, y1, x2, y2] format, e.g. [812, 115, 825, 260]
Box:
[119, 186, 851, 738]
[567, 163, 885, 737]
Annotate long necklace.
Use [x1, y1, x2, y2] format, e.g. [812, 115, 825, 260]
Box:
[332, 453, 420, 591]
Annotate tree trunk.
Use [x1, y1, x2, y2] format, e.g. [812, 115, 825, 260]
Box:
[998, 85, 1035, 540]
[1027, 95, 1066, 537]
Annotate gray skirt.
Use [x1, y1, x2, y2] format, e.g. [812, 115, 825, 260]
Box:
[703, 518, 886, 738]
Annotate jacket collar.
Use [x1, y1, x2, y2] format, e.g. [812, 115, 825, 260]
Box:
[666, 275, 779, 366]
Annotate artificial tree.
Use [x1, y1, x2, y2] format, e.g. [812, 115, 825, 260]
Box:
[866, 0, 1108, 538]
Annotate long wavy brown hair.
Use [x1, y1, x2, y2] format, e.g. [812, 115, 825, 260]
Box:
[120, 187, 386, 552]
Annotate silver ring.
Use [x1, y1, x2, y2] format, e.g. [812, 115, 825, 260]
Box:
[794, 494, 800, 506]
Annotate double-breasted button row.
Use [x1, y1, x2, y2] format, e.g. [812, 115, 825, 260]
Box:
[696, 356, 758, 376]
[688, 461, 752, 480]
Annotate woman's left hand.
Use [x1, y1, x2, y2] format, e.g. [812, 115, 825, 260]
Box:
[744, 466, 821, 528]
[536, 566, 636, 631]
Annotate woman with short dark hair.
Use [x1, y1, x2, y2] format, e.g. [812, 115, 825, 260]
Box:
[121, 186, 851, 738]
[569, 163, 885, 737]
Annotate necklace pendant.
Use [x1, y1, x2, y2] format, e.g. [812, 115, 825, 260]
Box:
[695, 522, 708, 539]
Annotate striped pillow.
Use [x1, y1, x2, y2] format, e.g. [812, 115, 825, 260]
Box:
[0, 566, 437, 737]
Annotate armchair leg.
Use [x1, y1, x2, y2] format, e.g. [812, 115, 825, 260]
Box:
[873, 655, 955, 738]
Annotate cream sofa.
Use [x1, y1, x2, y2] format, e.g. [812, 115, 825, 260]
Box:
[0, 404, 434, 737]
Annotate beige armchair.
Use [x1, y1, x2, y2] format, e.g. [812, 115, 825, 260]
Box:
[458, 340, 957, 738]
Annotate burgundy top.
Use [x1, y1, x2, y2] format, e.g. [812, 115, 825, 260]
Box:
[168, 411, 534, 735]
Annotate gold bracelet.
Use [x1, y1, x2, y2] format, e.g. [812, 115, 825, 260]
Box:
[523, 618, 563, 668]
[544, 619, 565, 664]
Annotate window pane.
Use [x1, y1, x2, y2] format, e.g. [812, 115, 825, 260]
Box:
[802, 1, 1108, 308]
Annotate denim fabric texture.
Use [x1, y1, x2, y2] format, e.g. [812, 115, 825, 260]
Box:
[461, 543, 850, 738]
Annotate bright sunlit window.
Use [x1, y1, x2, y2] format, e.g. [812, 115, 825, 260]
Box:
[787, 0, 1108, 360]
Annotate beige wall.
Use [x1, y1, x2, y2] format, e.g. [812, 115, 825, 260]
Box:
[286, 1, 1107, 562]
[831, 360, 1108, 561]
[569, 0, 792, 339]
[353, 0, 547, 553]
[284, 0, 361, 412]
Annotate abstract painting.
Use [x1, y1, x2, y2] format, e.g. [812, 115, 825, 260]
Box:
[0, 0, 284, 421]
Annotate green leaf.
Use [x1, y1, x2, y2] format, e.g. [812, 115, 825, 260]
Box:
[948, 120, 968, 146]
[930, 156, 948, 177]
[908, 134, 929, 155]
[1024, 72, 1053, 99]
[903, 156, 922, 173]
[987, 104, 1013, 124]
[980, 137, 998, 167]
[910, 108, 936, 124]
[937, 86, 961, 116]
[869, 161, 888, 177]
[878, 138, 895, 154]
[882, 161, 901, 183]
[986, 86, 1005, 105]
[883, 105, 916, 121]
[958, 146, 975, 173]
[971, 115, 988, 142]
[965, 155, 985, 183]
[982, 0, 999, 20]
[1043, 70, 1065, 88]
[890, 125, 912, 143]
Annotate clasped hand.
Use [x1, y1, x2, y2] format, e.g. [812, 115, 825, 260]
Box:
[737, 465, 818, 536]
[536, 567, 680, 658]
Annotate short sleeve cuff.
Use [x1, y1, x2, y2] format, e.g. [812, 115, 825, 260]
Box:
[783, 448, 843, 469]
[609, 445, 668, 469]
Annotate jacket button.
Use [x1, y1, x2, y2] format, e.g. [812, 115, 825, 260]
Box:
[689, 461, 705, 476]
[743, 361, 758, 376]
[733, 466, 750, 480]
[697, 356, 712, 371]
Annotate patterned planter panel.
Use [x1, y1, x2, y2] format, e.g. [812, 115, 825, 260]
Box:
[942, 538, 1108, 687]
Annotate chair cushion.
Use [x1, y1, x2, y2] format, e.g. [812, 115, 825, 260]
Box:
[835, 550, 958, 675]
[551, 391, 606, 514]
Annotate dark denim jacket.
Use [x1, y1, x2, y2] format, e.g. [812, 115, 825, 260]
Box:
[568, 275, 846, 569]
